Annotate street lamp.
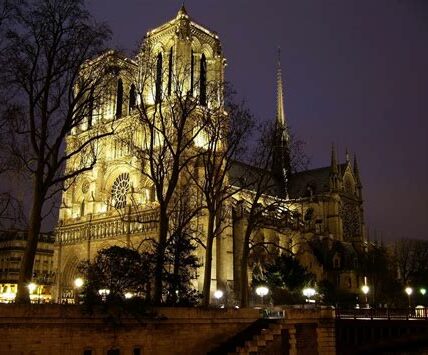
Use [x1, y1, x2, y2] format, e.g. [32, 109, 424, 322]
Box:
[28, 282, 37, 303]
[98, 289, 110, 301]
[302, 287, 316, 303]
[420, 288, 426, 296]
[213, 290, 224, 307]
[74, 277, 84, 304]
[405, 287, 413, 308]
[255, 286, 269, 306]
[74, 277, 84, 288]
[124, 292, 134, 299]
[361, 285, 370, 308]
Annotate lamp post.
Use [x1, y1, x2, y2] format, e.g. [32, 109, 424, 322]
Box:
[361, 285, 370, 308]
[213, 290, 224, 307]
[28, 282, 37, 303]
[255, 286, 269, 306]
[74, 277, 84, 304]
[405, 287, 413, 308]
[302, 287, 316, 303]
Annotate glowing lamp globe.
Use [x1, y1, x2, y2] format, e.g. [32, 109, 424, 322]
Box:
[74, 277, 84, 288]
[302, 287, 316, 298]
[405, 287, 413, 296]
[255, 286, 269, 297]
[361, 285, 370, 295]
[214, 290, 224, 300]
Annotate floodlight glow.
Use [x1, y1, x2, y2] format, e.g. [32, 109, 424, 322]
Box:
[124, 292, 134, 299]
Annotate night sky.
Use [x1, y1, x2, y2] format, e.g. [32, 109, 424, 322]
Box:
[87, 0, 428, 241]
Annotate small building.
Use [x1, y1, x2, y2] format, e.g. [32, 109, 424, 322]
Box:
[0, 230, 55, 303]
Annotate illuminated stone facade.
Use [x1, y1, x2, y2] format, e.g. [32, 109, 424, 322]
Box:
[54, 7, 366, 302]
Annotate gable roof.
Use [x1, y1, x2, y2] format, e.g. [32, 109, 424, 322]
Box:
[229, 160, 284, 197]
[288, 163, 348, 199]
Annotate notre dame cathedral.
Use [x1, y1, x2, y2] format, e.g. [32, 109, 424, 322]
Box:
[54, 6, 366, 302]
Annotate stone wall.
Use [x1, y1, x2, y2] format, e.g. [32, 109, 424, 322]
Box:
[0, 305, 336, 355]
[0, 305, 259, 355]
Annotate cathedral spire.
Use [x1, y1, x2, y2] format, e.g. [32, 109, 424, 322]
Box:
[276, 47, 288, 142]
[272, 48, 290, 198]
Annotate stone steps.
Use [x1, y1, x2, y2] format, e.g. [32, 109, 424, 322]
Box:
[230, 323, 283, 354]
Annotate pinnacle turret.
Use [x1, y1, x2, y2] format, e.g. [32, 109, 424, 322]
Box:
[330, 143, 338, 175]
[176, 4, 189, 19]
[353, 153, 361, 187]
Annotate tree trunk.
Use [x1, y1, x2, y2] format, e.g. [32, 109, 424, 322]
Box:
[16, 178, 44, 303]
[202, 213, 215, 307]
[153, 207, 168, 304]
[240, 228, 251, 307]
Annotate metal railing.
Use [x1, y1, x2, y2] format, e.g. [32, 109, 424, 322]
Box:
[336, 307, 428, 320]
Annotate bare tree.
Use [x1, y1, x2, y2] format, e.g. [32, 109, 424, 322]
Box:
[121, 45, 222, 304]
[187, 91, 254, 306]
[394, 238, 428, 286]
[1, 0, 112, 302]
[232, 124, 306, 307]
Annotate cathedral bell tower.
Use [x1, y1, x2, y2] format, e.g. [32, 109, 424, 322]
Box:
[139, 5, 226, 109]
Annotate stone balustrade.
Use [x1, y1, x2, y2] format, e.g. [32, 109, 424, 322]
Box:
[56, 209, 159, 245]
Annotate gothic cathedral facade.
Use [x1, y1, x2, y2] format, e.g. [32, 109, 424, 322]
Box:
[54, 7, 366, 302]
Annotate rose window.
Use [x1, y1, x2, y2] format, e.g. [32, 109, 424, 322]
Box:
[111, 173, 130, 208]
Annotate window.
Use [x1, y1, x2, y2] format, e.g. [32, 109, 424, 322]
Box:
[155, 53, 162, 103]
[199, 54, 207, 106]
[129, 84, 136, 113]
[167, 48, 173, 96]
[111, 173, 130, 209]
[116, 79, 123, 118]
[83, 349, 92, 355]
[107, 349, 120, 355]
[80, 200, 85, 217]
[133, 348, 141, 355]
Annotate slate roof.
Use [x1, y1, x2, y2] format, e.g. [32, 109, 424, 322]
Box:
[308, 237, 359, 271]
[229, 160, 283, 197]
[288, 163, 348, 199]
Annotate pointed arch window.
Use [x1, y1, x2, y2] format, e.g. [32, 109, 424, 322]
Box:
[80, 200, 85, 217]
[129, 84, 136, 113]
[155, 53, 162, 103]
[200, 54, 207, 106]
[168, 48, 173, 96]
[116, 79, 123, 118]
